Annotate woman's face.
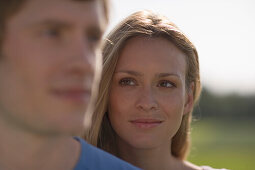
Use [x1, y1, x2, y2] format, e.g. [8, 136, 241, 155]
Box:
[108, 36, 193, 150]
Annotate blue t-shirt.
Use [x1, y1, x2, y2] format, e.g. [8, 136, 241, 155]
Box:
[73, 137, 140, 170]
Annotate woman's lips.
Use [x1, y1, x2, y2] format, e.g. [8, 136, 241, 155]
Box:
[130, 119, 163, 128]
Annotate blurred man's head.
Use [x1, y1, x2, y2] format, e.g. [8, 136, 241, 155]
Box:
[0, 0, 109, 47]
[0, 0, 108, 136]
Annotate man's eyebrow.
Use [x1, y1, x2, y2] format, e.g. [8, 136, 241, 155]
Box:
[73, 0, 93, 2]
[28, 19, 73, 29]
[28, 19, 104, 35]
[115, 70, 143, 77]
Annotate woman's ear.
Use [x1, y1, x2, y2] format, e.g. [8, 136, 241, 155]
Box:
[183, 82, 194, 115]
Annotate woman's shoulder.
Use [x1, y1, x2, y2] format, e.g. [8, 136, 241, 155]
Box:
[200, 165, 229, 170]
[183, 161, 228, 170]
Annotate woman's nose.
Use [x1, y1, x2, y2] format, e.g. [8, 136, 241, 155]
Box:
[135, 87, 159, 112]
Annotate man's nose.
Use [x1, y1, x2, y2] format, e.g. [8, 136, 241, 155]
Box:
[64, 37, 97, 78]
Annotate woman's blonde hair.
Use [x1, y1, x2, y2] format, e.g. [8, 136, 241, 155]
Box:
[84, 10, 201, 160]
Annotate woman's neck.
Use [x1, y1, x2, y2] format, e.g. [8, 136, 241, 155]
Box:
[121, 148, 175, 170]
[116, 138, 177, 170]
[116, 138, 201, 170]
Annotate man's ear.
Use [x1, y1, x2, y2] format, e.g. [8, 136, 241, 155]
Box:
[183, 82, 194, 115]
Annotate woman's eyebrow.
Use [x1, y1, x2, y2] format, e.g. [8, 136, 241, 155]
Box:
[114, 70, 143, 77]
[156, 73, 181, 78]
[114, 71, 181, 79]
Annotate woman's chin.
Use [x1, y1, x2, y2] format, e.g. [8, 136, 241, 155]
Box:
[126, 139, 162, 150]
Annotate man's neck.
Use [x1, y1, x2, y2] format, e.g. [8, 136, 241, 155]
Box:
[0, 118, 80, 170]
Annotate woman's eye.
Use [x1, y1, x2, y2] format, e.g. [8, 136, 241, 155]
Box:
[119, 78, 136, 86]
[158, 80, 175, 88]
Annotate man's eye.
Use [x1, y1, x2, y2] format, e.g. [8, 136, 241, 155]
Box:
[87, 29, 102, 44]
[119, 78, 136, 86]
[42, 28, 61, 38]
[88, 34, 101, 43]
[158, 80, 175, 88]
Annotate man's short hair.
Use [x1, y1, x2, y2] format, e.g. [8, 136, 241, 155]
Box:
[0, 0, 109, 48]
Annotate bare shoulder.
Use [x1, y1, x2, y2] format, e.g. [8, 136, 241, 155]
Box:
[200, 166, 229, 170]
[175, 160, 228, 170]
[182, 161, 203, 170]
[183, 162, 229, 170]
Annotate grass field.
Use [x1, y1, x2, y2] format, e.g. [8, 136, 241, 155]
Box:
[188, 118, 255, 170]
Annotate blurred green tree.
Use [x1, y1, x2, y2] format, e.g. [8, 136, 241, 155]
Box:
[193, 88, 255, 120]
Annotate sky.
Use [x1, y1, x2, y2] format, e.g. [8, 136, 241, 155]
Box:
[107, 0, 255, 95]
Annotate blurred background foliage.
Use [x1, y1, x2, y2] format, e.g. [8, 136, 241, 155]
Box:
[188, 88, 255, 170]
